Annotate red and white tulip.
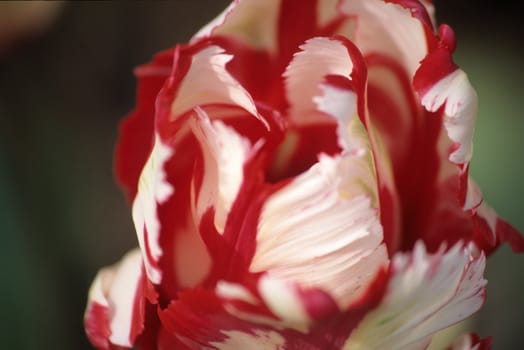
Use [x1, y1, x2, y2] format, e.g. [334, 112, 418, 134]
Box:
[85, 1, 523, 349]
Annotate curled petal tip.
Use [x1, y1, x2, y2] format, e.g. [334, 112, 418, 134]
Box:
[438, 24, 457, 52]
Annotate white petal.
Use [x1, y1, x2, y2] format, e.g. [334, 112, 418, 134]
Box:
[344, 242, 486, 350]
[251, 153, 387, 308]
[172, 45, 264, 127]
[313, 83, 363, 155]
[284, 37, 354, 125]
[191, 107, 252, 233]
[132, 135, 174, 283]
[420, 69, 478, 165]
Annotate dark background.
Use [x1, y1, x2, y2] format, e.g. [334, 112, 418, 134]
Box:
[0, 2, 522, 349]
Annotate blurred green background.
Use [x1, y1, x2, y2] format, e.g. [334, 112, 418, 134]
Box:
[0, 2, 522, 349]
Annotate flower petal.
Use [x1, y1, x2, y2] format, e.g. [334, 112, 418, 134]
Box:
[252, 153, 388, 308]
[412, 25, 524, 254]
[284, 35, 402, 252]
[284, 37, 354, 126]
[340, 0, 432, 77]
[131, 41, 271, 292]
[419, 68, 476, 165]
[193, 0, 280, 54]
[158, 269, 389, 350]
[159, 286, 291, 349]
[115, 50, 173, 202]
[132, 136, 174, 284]
[473, 200, 524, 254]
[190, 107, 254, 234]
[344, 241, 486, 350]
[168, 45, 262, 127]
[84, 249, 150, 349]
[257, 275, 312, 326]
[192, 0, 354, 113]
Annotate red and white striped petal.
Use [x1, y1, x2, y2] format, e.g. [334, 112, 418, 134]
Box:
[159, 270, 389, 349]
[312, 82, 376, 192]
[132, 136, 174, 284]
[216, 278, 315, 332]
[251, 152, 388, 309]
[285, 35, 402, 251]
[132, 42, 268, 288]
[191, 106, 254, 234]
[84, 249, 148, 349]
[340, 1, 435, 190]
[340, 0, 431, 77]
[419, 68, 477, 166]
[314, 83, 358, 153]
[170, 45, 262, 124]
[193, 0, 348, 55]
[257, 275, 313, 327]
[344, 242, 486, 350]
[284, 37, 354, 126]
[413, 25, 524, 254]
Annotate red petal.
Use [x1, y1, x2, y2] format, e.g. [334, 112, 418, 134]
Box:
[84, 302, 111, 350]
[115, 50, 173, 202]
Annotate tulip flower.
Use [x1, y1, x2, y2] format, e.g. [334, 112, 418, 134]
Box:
[85, 1, 523, 349]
